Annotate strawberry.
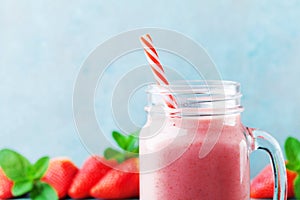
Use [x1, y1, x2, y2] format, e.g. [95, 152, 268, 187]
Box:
[68, 155, 117, 199]
[250, 163, 298, 198]
[42, 157, 78, 199]
[0, 167, 13, 199]
[90, 157, 139, 199]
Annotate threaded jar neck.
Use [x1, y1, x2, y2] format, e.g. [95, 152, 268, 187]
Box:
[145, 80, 244, 116]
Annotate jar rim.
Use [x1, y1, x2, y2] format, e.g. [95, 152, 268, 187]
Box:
[147, 80, 241, 96]
[145, 80, 243, 116]
[151, 80, 240, 87]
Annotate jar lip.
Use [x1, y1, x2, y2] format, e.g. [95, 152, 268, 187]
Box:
[147, 80, 241, 96]
[146, 80, 243, 115]
[154, 80, 240, 87]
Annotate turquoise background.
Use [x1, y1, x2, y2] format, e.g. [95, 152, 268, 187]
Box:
[1, 1, 300, 177]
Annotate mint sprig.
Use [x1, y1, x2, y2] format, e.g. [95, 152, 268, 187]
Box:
[0, 149, 58, 200]
[104, 130, 139, 163]
[30, 181, 57, 200]
[285, 137, 300, 199]
[0, 149, 31, 181]
[13, 179, 33, 196]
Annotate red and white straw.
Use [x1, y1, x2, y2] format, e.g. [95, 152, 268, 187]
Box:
[140, 34, 178, 109]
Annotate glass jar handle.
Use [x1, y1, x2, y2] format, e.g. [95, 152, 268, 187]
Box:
[248, 128, 287, 200]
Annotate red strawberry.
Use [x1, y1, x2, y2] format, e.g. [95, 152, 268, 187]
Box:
[90, 158, 139, 199]
[251, 163, 298, 198]
[0, 167, 13, 199]
[42, 157, 78, 199]
[68, 155, 117, 199]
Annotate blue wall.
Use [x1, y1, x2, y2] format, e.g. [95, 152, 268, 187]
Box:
[1, 0, 300, 177]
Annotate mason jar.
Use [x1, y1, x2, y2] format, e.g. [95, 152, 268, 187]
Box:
[140, 80, 287, 200]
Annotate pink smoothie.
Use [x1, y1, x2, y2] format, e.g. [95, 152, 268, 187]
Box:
[140, 116, 249, 200]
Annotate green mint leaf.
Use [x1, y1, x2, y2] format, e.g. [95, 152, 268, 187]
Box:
[0, 149, 31, 181]
[294, 175, 300, 200]
[131, 146, 139, 154]
[126, 134, 139, 152]
[31, 156, 50, 179]
[286, 162, 300, 172]
[112, 131, 128, 150]
[124, 152, 139, 160]
[104, 147, 121, 159]
[104, 148, 125, 163]
[285, 137, 300, 171]
[112, 131, 139, 152]
[30, 181, 58, 200]
[107, 131, 139, 163]
[12, 179, 33, 196]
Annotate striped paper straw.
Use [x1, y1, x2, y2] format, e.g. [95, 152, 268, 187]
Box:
[140, 34, 178, 109]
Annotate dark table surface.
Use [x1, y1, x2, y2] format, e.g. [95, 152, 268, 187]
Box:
[6, 198, 297, 200]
